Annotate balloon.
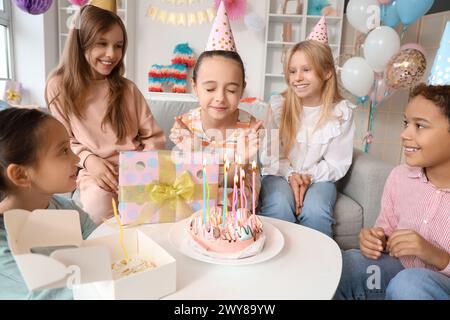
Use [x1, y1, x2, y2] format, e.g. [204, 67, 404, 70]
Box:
[396, 0, 434, 26]
[341, 57, 375, 97]
[346, 0, 380, 33]
[400, 43, 426, 57]
[335, 54, 361, 104]
[363, 26, 400, 72]
[377, 0, 392, 4]
[368, 75, 395, 104]
[385, 49, 427, 89]
[380, 0, 400, 28]
[244, 12, 265, 32]
[13, 0, 53, 15]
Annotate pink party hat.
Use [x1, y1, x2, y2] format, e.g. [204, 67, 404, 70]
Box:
[205, 0, 236, 51]
[307, 16, 328, 44]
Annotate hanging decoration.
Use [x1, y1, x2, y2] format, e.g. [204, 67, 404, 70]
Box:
[214, 0, 246, 21]
[148, 43, 196, 93]
[147, 5, 216, 26]
[69, 0, 89, 6]
[13, 0, 53, 15]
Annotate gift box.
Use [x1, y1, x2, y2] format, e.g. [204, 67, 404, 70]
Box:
[4, 209, 176, 300]
[118, 150, 219, 225]
[3, 80, 22, 105]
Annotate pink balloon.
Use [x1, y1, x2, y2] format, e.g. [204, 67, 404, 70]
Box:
[369, 74, 395, 104]
[400, 43, 427, 57]
[378, 0, 392, 4]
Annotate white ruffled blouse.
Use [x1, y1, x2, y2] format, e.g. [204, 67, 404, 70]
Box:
[260, 95, 356, 183]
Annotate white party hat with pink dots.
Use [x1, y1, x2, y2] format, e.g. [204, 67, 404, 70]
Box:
[205, 0, 236, 52]
[307, 16, 328, 44]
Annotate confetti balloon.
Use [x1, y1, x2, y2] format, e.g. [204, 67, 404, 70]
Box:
[385, 49, 427, 89]
[13, 0, 53, 15]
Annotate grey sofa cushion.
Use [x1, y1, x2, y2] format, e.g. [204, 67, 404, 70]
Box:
[333, 192, 363, 250]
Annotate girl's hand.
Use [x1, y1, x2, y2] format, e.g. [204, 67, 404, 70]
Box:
[85, 155, 118, 193]
[288, 173, 312, 216]
[359, 227, 386, 260]
[170, 116, 193, 145]
[245, 120, 263, 163]
[386, 229, 450, 269]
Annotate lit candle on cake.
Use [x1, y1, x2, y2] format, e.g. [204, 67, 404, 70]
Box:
[232, 173, 238, 226]
[202, 159, 207, 224]
[241, 169, 247, 210]
[238, 157, 244, 209]
[252, 161, 256, 216]
[222, 156, 229, 229]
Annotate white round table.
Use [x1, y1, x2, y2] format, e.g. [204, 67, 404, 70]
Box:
[89, 216, 342, 300]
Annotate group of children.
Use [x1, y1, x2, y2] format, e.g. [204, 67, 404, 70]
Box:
[0, 2, 448, 300]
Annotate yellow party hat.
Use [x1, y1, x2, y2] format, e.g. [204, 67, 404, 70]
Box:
[90, 0, 117, 14]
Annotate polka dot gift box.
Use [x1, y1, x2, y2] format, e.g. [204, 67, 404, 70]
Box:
[118, 150, 219, 226]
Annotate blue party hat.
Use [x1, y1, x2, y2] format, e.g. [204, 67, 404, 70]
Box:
[428, 21, 450, 85]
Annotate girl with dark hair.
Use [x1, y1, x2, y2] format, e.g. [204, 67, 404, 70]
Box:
[0, 108, 97, 299]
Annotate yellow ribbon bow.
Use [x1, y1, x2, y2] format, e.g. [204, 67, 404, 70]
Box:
[121, 170, 196, 227]
[6, 89, 21, 104]
[145, 170, 195, 207]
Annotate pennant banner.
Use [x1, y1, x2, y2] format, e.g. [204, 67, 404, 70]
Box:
[147, 5, 216, 27]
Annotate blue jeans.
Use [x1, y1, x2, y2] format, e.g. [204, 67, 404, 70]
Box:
[257, 175, 337, 237]
[334, 249, 450, 300]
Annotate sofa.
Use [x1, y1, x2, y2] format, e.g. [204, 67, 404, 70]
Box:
[66, 95, 394, 250]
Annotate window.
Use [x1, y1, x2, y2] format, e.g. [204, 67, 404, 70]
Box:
[0, 0, 13, 81]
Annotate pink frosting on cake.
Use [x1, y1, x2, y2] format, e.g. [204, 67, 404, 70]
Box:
[189, 207, 263, 254]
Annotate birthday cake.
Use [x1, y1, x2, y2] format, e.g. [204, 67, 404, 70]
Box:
[188, 206, 264, 258]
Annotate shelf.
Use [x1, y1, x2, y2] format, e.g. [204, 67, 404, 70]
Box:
[262, 0, 344, 101]
[265, 73, 284, 78]
[306, 15, 341, 21]
[268, 14, 303, 23]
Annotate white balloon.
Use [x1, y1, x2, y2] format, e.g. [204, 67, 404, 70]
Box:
[363, 26, 400, 72]
[341, 57, 375, 97]
[244, 12, 265, 32]
[346, 0, 380, 33]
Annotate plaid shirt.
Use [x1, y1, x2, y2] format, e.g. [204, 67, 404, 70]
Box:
[170, 107, 261, 209]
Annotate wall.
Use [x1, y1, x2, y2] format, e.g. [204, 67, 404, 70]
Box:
[341, 11, 450, 165]
[11, 4, 58, 107]
[134, 0, 267, 98]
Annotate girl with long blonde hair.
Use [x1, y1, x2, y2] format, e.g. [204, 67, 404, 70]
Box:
[259, 40, 355, 237]
[46, 4, 165, 224]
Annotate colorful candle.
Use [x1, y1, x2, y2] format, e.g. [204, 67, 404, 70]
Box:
[241, 169, 248, 210]
[232, 173, 238, 226]
[252, 161, 256, 216]
[239, 157, 244, 209]
[222, 157, 229, 229]
[203, 159, 207, 224]
[112, 198, 129, 263]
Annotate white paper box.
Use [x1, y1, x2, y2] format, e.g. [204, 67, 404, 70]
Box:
[4, 209, 176, 300]
[5, 209, 112, 291]
[76, 229, 176, 300]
